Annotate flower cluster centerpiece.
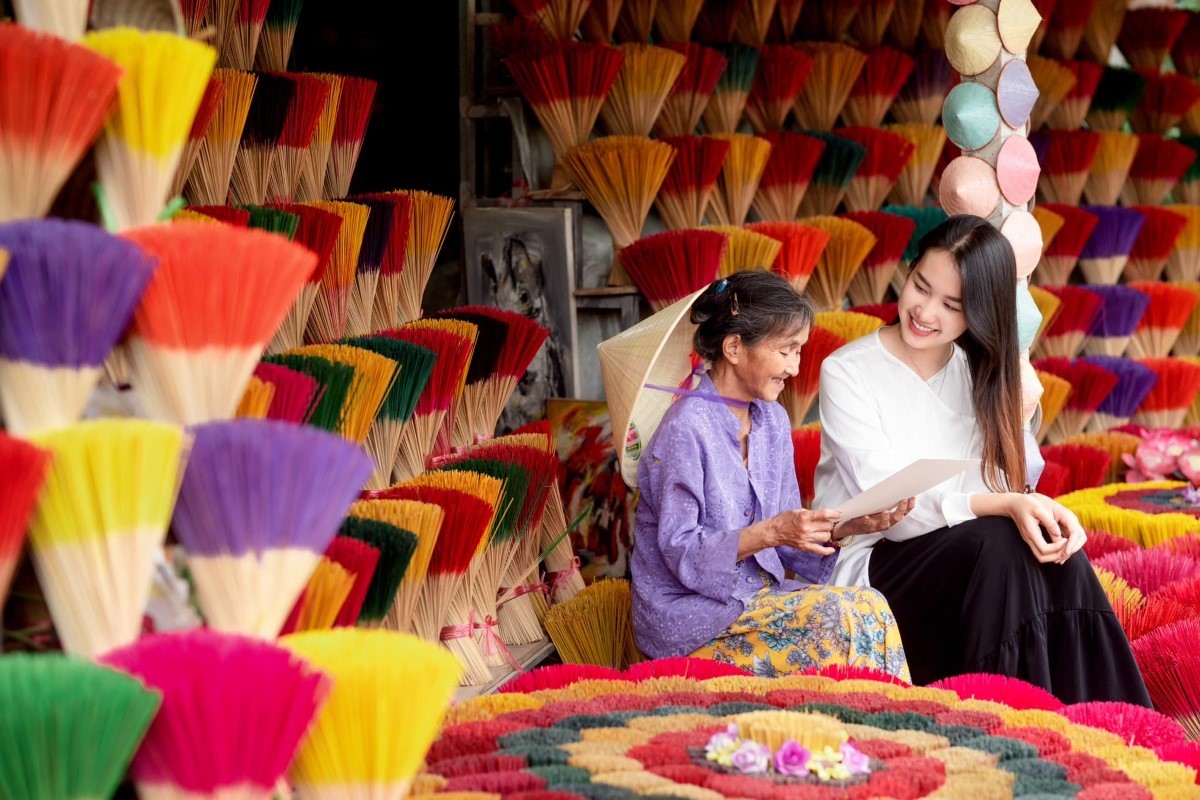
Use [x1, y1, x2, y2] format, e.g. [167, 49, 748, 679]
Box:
[703, 722, 872, 782]
[1122, 427, 1200, 502]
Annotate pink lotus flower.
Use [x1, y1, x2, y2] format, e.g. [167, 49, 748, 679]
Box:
[773, 740, 811, 776]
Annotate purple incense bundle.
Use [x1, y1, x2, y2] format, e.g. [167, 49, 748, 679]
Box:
[1077, 205, 1146, 283]
[0, 219, 156, 435]
[1082, 355, 1159, 430]
[171, 418, 373, 638]
[1082, 283, 1151, 357]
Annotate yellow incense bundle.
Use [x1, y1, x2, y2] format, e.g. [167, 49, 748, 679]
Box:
[544, 578, 639, 669]
[185, 69, 257, 206]
[702, 225, 781, 276]
[802, 216, 877, 312]
[353, 498, 446, 636]
[706, 133, 772, 227]
[287, 343, 398, 445]
[302, 201, 371, 345]
[601, 44, 686, 137]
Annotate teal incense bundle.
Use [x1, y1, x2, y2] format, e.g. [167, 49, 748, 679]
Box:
[797, 130, 866, 217]
[701, 43, 759, 135]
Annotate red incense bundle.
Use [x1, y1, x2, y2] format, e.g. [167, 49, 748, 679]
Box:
[1034, 286, 1104, 360]
[0, 433, 50, 611]
[1118, 8, 1191, 71]
[792, 426, 821, 510]
[750, 131, 825, 223]
[1174, 14, 1200, 79]
[842, 46, 915, 129]
[619, 229, 726, 311]
[654, 134, 730, 230]
[266, 72, 333, 203]
[843, 210, 916, 307]
[323, 75, 378, 199]
[779, 326, 848, 428]
[266, 202, 343, 354]
[743, 45, 811, 134]
[1127, 282, 1200, 360]
[1126, 206, 1189, 284]
[744, 221, 829, 294]
[1035, 130, 1101, 206]
[833, 126, 914, 212]
[170, 75, 228, 201]
[1120, 135, 1197, 207]
[254, 362, 320, 424]
[1045, 59, 1104, 132]
[1033, 356, 1119, 443]
[1039, 444, 1111, 493]
[1134, 357, 1200, 430]
[1131, 68, 1200, 136]
[1032, 203, 1100, 287]
[656, 44, 727, 137]
[1042, 0, 1098, 60]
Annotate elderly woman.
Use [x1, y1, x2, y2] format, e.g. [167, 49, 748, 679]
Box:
[630, 271, 911, 678]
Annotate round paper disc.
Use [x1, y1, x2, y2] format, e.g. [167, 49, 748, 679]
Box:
[938, 155, 1000, 217]
[1002, 210, 1044, 281]
[943, 82, 1001, 151]
[997, 135, 1041, 205]
[998, 0, 1043, 55]
[997, 59, 1038, 129]
[946, 5, 1002, 76]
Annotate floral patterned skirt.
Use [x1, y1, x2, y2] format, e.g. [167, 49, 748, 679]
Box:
[689, 585, 911, 681]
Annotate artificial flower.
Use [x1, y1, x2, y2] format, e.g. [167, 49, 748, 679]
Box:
[807, 746, 851, 781]
[730, 740, 772, 774]
[705, 724, 741, 764]
[774, 740, 812, 776]
[840, 742, 871, 776]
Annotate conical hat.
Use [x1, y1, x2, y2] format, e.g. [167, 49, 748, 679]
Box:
[598, 288, 707, 489]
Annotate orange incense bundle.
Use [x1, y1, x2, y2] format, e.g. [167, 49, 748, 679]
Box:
[1126, 206, 1189, 284]
[834, 126, 915, 213]
[185, 68, 256, 206]
[295, 73, 344, 203]
[1046, 59, 1103, 132]
[891, 49, 954, 126]
[507, 41, 623, 190]
[0, 433, 50, 612]
[1121, 135, 1197, 207]
[1081, 0, 1126, 64]
[1034, 286, 1103, 360]
[1134, 357, 1200, 429]
[803, 215, 877, 313]
[772, 0, 805, 41]
[600, 44, 685, 138]
[122, 222, 315, 425]
[1042, 0, 1097, 60]
[619, 229, 727, 311]
[1028, 55, 1077, 132]
[1166, 205, 1200, 283]
[302, 200, 370, 345]
[704, 225, 781, 276]
[1127, 282, 1200, 360]
[512, 0, 590, 39]
[793, 43, 868, 133]
[323, 75, 377, 199]
[1174, 13, 1200, 79]
[843, 210, 916, 307]
[266, 73, 333, 203]
[653, 0, 703, 42]
[792, 425, 821, 510]
[0, 25, 122, 222]
[779, 326, 847, 427]
[179, 206, 251, 226]
[842, 46, 915, 129]
[580, 0, 621, 42]
[1032, 203, 1099, 287]
[885, 123, 946, 207]
[266, 203, 343, 354]
[800, 0, 862, 43]
[616, 0, 655, 42]
[656, 43, 727, 137]
[1118, 7, 1191, 71]
[1035, 369, 1072, 442]
[1082, 131, 1140, 207]
[563, 135, 675, 285]
[1131, 68, 1200, 136]
[655, 135, 730, 230]
[705, 133, 771, 227]
[169, 74, 227, 201]
[1031, 206, 1066, 262]
[849, 0, 897, 48]
[1034, 130, 1101, 206]
[745, 221, 829, 294]
[751, 132, 826, 224]
[734, 0, 779, 46]
[744, 45, 812, 134]
[1033, 357, 1119, 443]
[1029, 284, 1063, 345]
[389, 190, 455, 326]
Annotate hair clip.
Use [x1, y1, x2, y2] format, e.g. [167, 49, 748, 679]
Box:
[731, 291, 740, 316]
[714, 279, 729, 293]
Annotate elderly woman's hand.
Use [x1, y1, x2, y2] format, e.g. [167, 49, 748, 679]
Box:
[832, 498, 916, 541]
[768, 508, 842, 557]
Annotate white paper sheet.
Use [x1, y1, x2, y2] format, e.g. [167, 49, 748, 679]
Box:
[835, 458, 980, 519]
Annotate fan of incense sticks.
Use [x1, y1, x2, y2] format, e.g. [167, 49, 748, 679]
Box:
[0, 25, 122, 222]
[814, 310, 884, 345]
[282, 535, 379, 631]
[1133, 619, 1200, 741]
[884, 0, 925, 49]
[1132, 69, 1200, 136]
[122, 221, 315, 425]
[581, 0, 621, 42]
[834, 126, 914, 213]
[1029, 283, 1062, 346]
[656, 43, 727, 137]
[229, 71, 294, 206]
[322, 75, 377, 198]
[339, 517, 417, 627]
[745, 221, 829, 294]
[342, 197, 395, 338]
[1119, 7, 1190, 72]
[1030, 205, 1065, 256]
[266, 202, 343, 354]
[236, 375, 274, 418]
[800, 0, 862, 42]
[260, 352, 353, 432]
[654, 135, 729, 230]
[1033, 130, 1100, 207]
[891, 49, 952, 126]
[885, 124, 946, 207]
[1034, 357, 1119, 443]
[545, 578, 639, 669]
[701, 44, 758, 135]
[619, 229, 727, 311]
[1082, 356, 1158, 432]
[266, 73, 333, 203]
[1035, 369, 1072, 442]
[1166, 205, 1200, 283]
[348, 193, 412, 333]
[615, 0, 655, 41]
[779, 325, 847, 427]
[1134, 357, 1200, 429]
[1032, 203, 1099, 287]
[1126, 206, 1189, 284]
[1035, 285, 1103, 360]
[791, 425, 821, 509]
[743, 45, 811, 134]
[281, 629, 461, 800]
[288, 343, 398, 446]
[424, 313, 505, 459]
[1028, 55, 1077, 131]
[389, 320, 478, 481]
[303, 200, 369, 345]
[844, 210, 916, 307]
[842, 46, 913, 129]
[244, 204, 300, 237]
[292, 73, 343, 202]
[918, 0, 951, 50]
[802, 215, 876, 313]
[1048, 60, 1103, 132]
[793, 43, 867, 133]
[0, 220, 156, 436]
[208, 0, 270, 70]
[255, 0, 304, 70]
[388, 190, 455, 326]
[352, 497, 444, 636]
[847, 0, 896, 48]
[1040, 443, 1111, 494]
[1176, 284, 1200, 358]
[255, 362, 319, 423]
[1127, 282, 1200, 360]
[1081, 284, 1150, 358]
[1042, 0, 1097, 59]
[705, 133, 770, 227]
[507, 42, 622, 191]
[169, 74, 226, 202]
[1086, 66, 1148, 132]
[733, 0, 777, 45]
[693, 0, 744, 43]
[704, 225, 781, 276]
[600, 44, 685, 138]
[540, 476, 585, 605]
[1122, 135, 1197, 207]
[653, 0, 703, 42]
[1082, 131, 1139, 207]
[82, 29, 216, 230]
[1175, 13, 1200, 79]
[185, 68, 256, 206]
[513, 0, 590, 40]
[750, 131, 825, 223]
[0, 432, 51, 614]
[26, 419, 184, 658]
[798, 131, 866, 217]
[1076, 205, 1145, 285]
[1063, 431, 1139, 484]
[562, 136, 675, 286]
[1177, 138, 1200, 205]
[1026, 0, 1057, 53]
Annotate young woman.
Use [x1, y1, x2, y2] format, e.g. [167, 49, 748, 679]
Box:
[814, 215, 1151, 705]
[631, 270, 913, 679]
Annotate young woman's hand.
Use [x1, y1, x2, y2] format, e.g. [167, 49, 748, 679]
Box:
[1039, 494, 1087, 565]
[1003, 492, 1074, 564]
[769, 508, 842, 557]
[833, 498, 916, 540]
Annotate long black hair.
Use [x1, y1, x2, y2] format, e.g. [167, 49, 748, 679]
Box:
[690, 270, 814, 362]
[912, 215, 1026, 492]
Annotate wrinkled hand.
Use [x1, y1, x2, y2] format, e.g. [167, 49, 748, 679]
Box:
[833, 498, 916, 540]
[769, 508, 842, 557]
[1006, 492, 1083, 564]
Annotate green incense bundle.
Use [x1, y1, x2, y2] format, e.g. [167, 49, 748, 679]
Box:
[1086, 67, 1148, 132]
[242, 205, 301, 239]
[338, 516, 418, 624]
[701, 44, 759, 135]
[798, 130, 867, 216]
[261, 353, 354, 432]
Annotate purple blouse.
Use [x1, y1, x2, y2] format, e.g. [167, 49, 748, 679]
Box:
[631, 373, 837, 658]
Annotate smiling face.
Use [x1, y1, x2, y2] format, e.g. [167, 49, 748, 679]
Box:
[897, 248, 968, 354]
[722, 324, 810, 403]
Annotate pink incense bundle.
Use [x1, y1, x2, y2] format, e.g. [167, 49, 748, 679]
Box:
[791, 426, 820, 510]
[1125, 206, 1189, 284]
[1095, 549, 1200, 597]
[1120, 135, 1197, 207]
[1039, 444, 1111, 493]
[1134, 357, 1200, 429]
[750, 131, 826, 223]
[843, 210, 916, 307]
[744, 221, 829, 293]
[1032, 203, 1100, 287]
[1118, 7, 1191, 72]
[656, 43, 727, 137]
[842, 46, 914, 129]
[654, 135, 730, 230]
[619, 229, 727, 311]
[833, 126, 914, 213]
[1082, 529, 1140, 562]
[1033, 356, 1119, 443]
[744, 45, 811, 133]
[323, 75, 378, 199]
[100, 630, 330, 800]
[1131, 68, 1200, 136]
[1058, 700, 1189, 751]
[1133, 618, 1200, 739]
[1046, 59, 1104, 132]
[266, 73, 333, 203]
[1033, 286, 1103, 359]
[1127, 282, 1200, 359]
[1035, 130, 1101, 206]
[254, 361, 320, 424]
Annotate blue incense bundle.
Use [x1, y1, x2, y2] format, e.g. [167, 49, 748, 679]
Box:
[1077, 205, 1146, 284]
[1082, 284, 1151, 357]
[170, 418, 373, 638]
[1082, 355, 1159, 431]
[0, 219, 156, 434]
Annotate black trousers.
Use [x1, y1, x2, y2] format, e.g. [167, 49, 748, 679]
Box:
[869, 516, 1153, 707]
